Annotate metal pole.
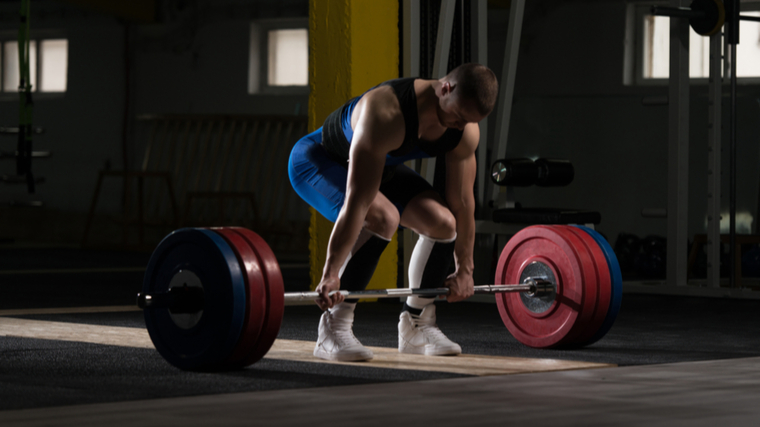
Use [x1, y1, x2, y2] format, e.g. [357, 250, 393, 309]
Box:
[472, 0, 489, 212]
[729, 41, 737, 289]
[666, 0, 691, 287]
[401, 0, 421, 290]
[728, 0, 739, 288]
[431, 0, 456, 79]
[423, 0, 457, 185]
[706, 29, 722, 288]
[489, 0, 526, 204]
[402, 0, 420, 79]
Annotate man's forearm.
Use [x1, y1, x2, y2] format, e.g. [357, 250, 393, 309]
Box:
[452, 207, 475, 275]
[323, 204, 366, 279]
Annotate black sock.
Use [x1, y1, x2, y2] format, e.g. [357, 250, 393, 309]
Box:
[419, 239, 456, 290]
[340, 234, 390, 303]
[401, 302, 422, 316]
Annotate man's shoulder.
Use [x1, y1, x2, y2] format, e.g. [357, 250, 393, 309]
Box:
[350, 86, 406, 151]
[446, 123, 479, 160]
[358, 86, 404, 126]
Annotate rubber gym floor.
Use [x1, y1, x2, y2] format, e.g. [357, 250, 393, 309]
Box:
[2, 247, 760, 426]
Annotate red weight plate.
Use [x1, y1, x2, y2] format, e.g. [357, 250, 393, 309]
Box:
[495, 225, 593, 348]
[542, 225, 599, 346]
[231, 227, 285, 365]
[557, 226, 611, 345]
[211, 227, 268, 368]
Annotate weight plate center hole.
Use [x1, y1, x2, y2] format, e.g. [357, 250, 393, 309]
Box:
[519, 261, 557, 314]
[169, 269, 204, 330]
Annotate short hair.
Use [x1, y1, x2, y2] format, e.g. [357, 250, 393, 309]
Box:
[445, 63, 499, 116]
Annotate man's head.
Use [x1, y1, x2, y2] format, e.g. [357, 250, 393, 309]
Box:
[435, 63, 499, 130]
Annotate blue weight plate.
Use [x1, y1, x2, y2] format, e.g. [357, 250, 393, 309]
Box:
[143, 228, 246, 370]
[573, 225, 622, 345]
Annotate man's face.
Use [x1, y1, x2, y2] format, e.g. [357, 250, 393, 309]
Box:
[436, 89, 486, 130]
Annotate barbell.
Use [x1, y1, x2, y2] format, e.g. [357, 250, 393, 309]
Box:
[490, 158, 574, 187]
[651, 0, 725, 36]
[138, 224, 622, 371]
[650, 0, 760, 36]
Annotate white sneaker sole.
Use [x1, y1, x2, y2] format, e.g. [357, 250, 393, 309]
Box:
[398, 342, 462, 356]
[313, 346, 374, 362]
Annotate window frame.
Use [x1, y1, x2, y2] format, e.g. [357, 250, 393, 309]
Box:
[0, 29, 68, 99]
[624, 1, 760, 86]
[249, 18, 309, 95]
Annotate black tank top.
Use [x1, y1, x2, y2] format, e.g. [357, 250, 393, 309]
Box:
[321, 78, 464, 174]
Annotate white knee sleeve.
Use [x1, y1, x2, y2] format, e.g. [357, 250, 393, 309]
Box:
[406, 233, 456, 309]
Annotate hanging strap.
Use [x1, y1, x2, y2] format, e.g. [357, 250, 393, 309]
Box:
[17, 0, 34, 193]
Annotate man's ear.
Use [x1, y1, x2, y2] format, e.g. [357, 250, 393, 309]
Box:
[441, 81, 453, 96]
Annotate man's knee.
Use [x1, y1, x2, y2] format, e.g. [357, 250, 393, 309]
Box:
[365, 204, 400, 239]
[420, 207, 456, 240]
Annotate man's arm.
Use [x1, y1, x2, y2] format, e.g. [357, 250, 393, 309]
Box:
[315, 90, 405, 309]
[443, 123, 479, 302]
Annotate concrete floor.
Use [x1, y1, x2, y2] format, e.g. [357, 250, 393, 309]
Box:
[1, 356, 759, 426]
[2, 246, 760, 426]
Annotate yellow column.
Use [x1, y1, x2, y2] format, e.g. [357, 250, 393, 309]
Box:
[308, 0, 399, 293]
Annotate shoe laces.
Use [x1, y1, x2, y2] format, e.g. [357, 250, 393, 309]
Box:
[329, 316, 362, 347]
[411, 315, 448, 341]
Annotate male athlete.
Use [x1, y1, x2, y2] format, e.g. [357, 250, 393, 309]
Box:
[288, 63, 498, 361]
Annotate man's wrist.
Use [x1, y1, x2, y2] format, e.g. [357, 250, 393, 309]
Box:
[456, 265, 475, 276]
[322, 266, 340, 281]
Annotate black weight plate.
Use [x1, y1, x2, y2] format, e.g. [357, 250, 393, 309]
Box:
[143, 228, 246, 371]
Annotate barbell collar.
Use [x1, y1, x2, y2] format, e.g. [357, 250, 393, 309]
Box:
[137, 285, 205, 313]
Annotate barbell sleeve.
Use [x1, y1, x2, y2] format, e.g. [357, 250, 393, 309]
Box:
[650, 6, 705, 19]
[137, 285, 205, 313]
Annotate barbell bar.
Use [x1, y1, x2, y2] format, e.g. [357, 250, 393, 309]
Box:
[282, 281, 553, 302]
[138, 225, 621, 371]
[137, 280, 554, 310]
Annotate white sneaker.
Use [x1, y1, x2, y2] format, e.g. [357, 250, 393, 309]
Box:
[398, 304, 462, 356]
[313, 306, 374, 362]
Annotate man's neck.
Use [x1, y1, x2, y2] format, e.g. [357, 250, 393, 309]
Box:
[416, 80, 445, 134]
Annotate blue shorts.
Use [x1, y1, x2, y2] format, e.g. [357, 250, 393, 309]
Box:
[288, 128, 434, 224]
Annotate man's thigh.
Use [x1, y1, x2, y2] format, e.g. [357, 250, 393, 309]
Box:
[288, 131, 347, 222]
[378, 165, 455, 238]
[378, 164, 436, 223]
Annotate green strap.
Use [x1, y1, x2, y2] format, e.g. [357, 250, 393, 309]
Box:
[17, 0, 34, 193]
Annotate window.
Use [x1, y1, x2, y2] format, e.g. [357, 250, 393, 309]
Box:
[267, 29, 308, 86]
[39, 39, 68, 91]
[1, 37, 68, 93]
[641, 15, 712, 78]
[625, 3, 760, 84]
[249, 20, 309, 94]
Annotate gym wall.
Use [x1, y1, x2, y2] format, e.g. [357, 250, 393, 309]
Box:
[487, 0, 760, 247]
[0, 0, 757, 253]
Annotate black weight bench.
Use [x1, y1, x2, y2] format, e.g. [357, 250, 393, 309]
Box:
[489, 158, 601, 226]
